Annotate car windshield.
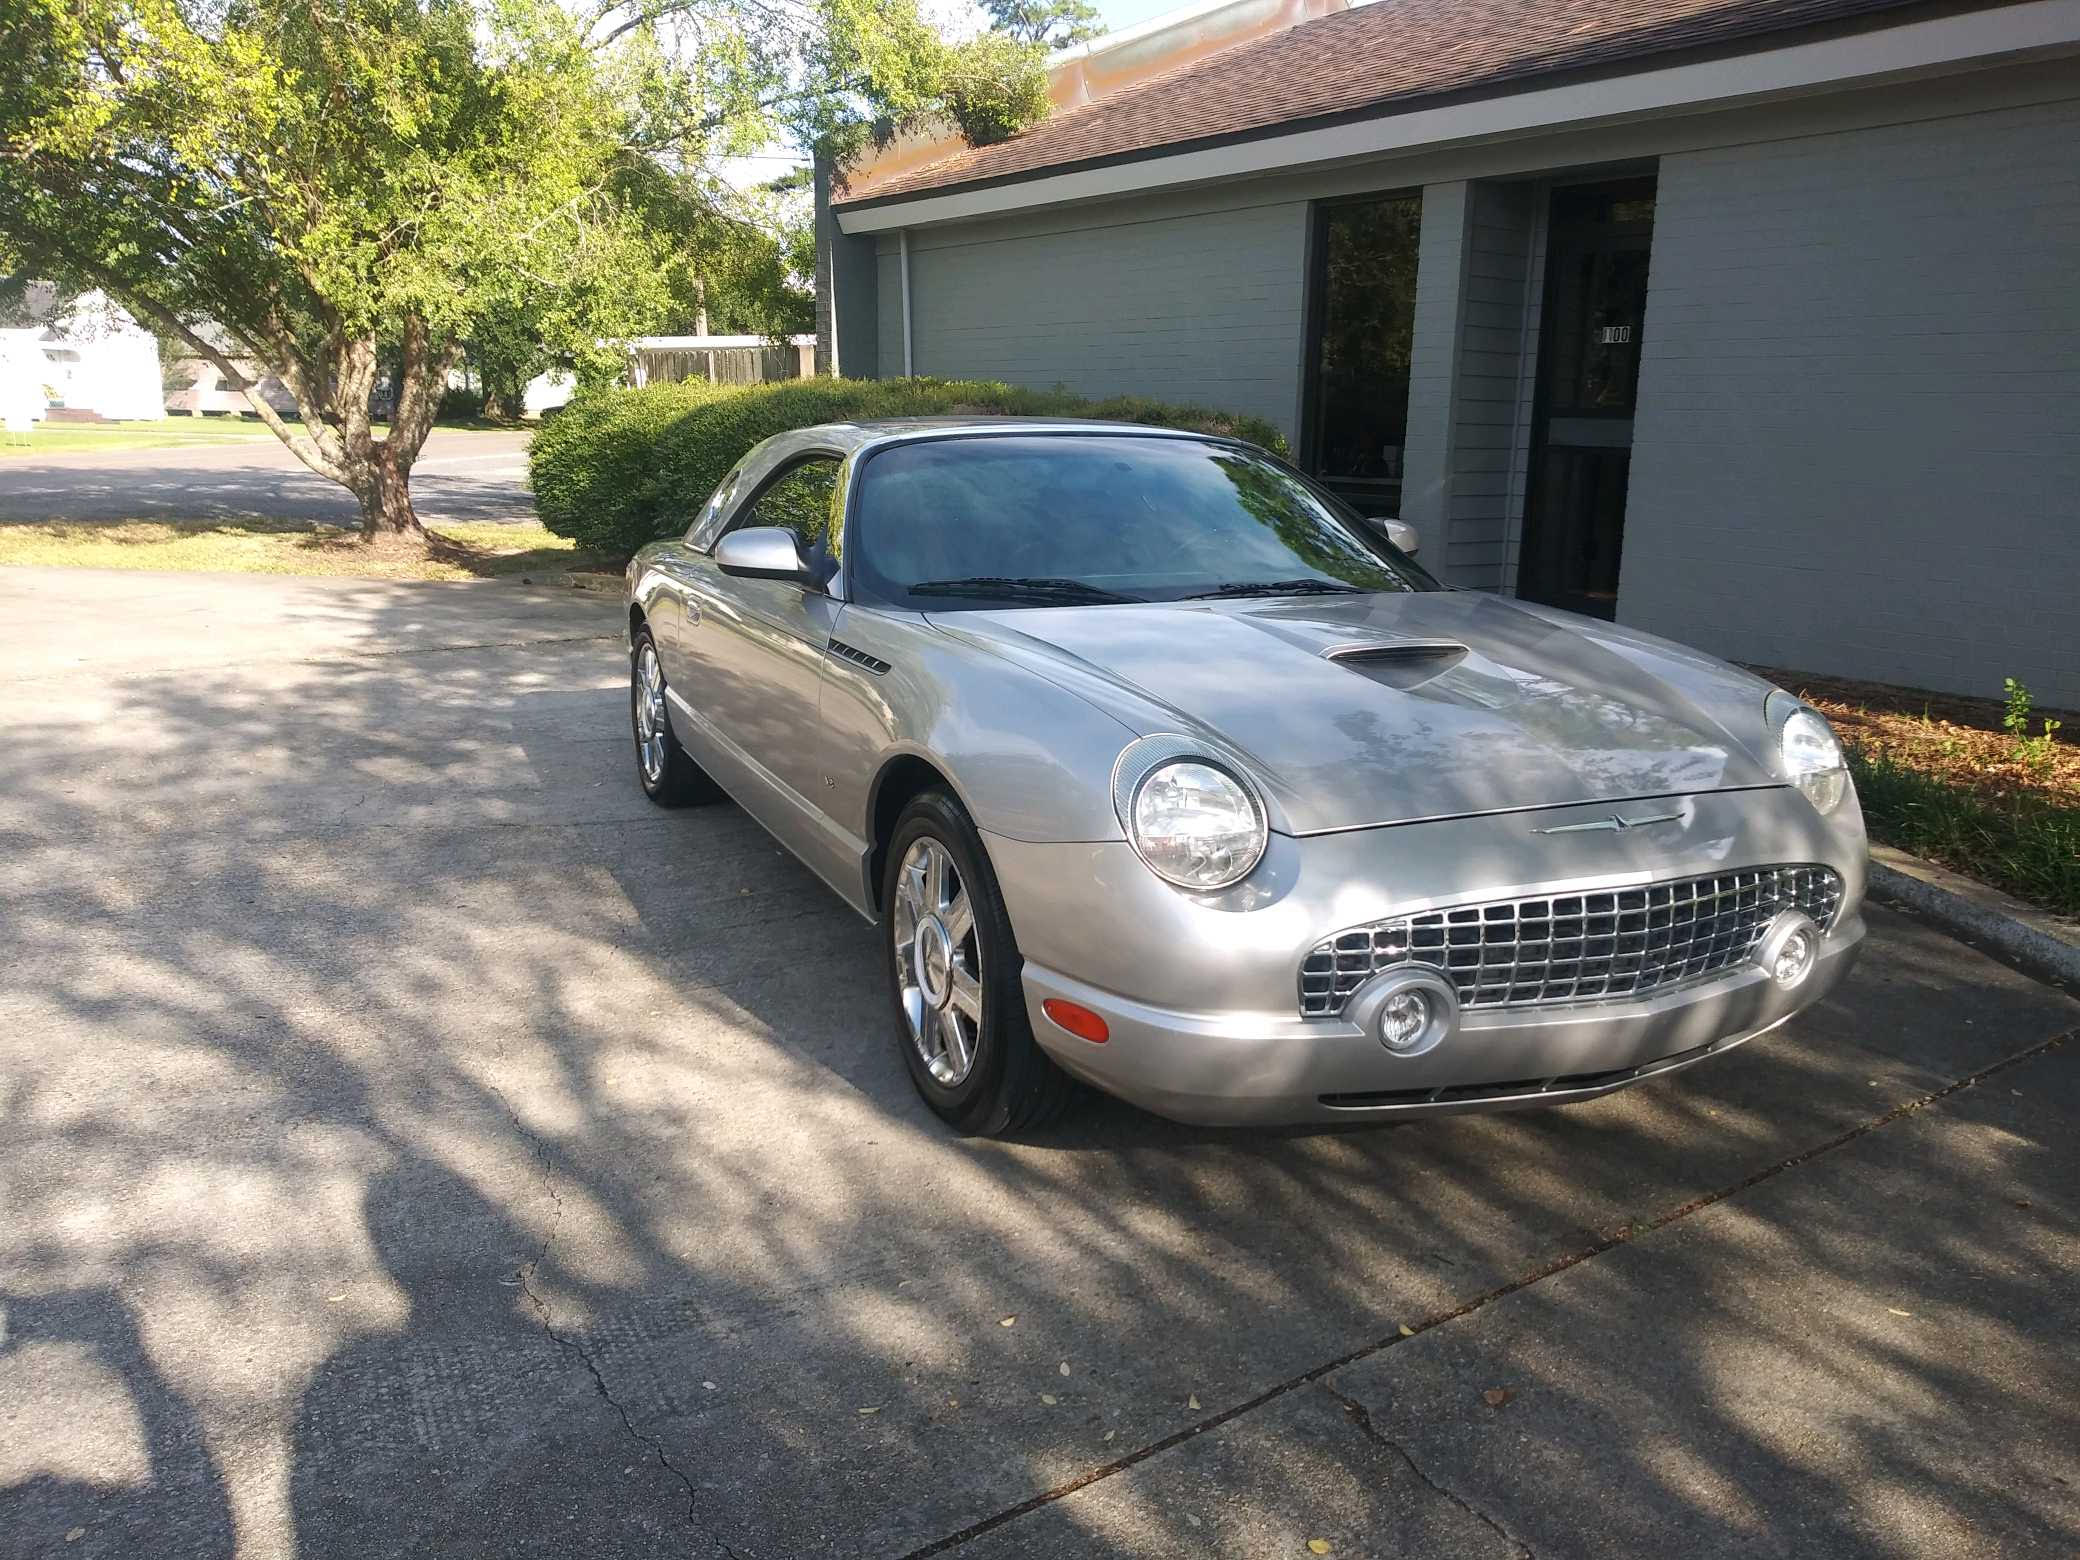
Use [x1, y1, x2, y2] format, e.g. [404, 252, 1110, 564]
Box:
[849, 434, 1436, 610]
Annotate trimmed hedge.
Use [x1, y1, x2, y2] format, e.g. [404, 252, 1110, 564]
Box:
[529, 376, 1290, 559]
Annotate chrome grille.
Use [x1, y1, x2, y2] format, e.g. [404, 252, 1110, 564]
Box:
[1299, 865, 1843, 1018]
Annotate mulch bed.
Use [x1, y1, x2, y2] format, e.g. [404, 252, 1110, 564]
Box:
[1751, 666, 2077, 919]
[1754, 666, 2079, 808]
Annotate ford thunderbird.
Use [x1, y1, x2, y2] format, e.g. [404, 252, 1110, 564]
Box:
[625, 420, 1865, 1134]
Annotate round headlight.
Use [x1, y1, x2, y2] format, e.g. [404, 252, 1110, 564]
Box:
[1776, 702, 1849, 814]
[1127, 759, 1267, 890]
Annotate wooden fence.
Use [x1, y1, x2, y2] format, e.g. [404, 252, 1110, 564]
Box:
[628, 337, 815, 389]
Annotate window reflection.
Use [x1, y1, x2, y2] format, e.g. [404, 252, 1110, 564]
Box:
[1310, 193, 1421, 507]
[744, 457, 841, 553]
[851, 435, 1435, 610]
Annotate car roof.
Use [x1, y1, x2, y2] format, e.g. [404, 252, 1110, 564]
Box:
[767, 416, 1230, 457]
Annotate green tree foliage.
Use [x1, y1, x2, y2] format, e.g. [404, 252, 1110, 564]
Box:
[940, 31, 1053, 147]
[0, 275, 84, 327]
[0, 0, 1052, 537]
[984, 0, 1103, 50]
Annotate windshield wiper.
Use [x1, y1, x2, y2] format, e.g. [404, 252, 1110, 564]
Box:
[908, 576, 1145, 605]
[1183, 578, 1371, 600]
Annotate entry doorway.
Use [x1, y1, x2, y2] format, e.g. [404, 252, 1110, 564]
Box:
[1517, 177, 1656, 619]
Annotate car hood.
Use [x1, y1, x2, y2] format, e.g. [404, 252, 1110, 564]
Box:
[935, 592, 1781, 834]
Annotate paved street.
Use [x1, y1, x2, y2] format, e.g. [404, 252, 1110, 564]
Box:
[1, 566, 2075, 1559]
[0, 428, 535, 525]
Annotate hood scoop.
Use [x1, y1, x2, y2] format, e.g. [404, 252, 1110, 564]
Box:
[1324, 640, 1468, 691]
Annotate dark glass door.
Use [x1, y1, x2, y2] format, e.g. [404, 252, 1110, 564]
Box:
[1518, 178, 1656, 619]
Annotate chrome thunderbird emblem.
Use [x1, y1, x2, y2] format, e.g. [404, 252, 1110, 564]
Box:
[1534, 810, 1684, 835]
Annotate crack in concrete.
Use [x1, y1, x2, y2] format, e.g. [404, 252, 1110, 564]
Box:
[493, 1081, 752, 1560]
[905, 1027, 2071, 1558]
[1319, 1381, 1532, 1558]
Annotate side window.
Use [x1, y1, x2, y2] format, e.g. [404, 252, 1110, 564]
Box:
[689, 461, 750, 550]
[736, 456, 843, 557]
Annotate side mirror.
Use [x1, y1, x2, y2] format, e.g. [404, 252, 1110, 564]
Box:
[1364, 515, 1419, 556]
[715, 526, 813, 583]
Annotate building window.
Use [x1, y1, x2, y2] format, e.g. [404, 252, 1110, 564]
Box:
[1306, 192, 1421, 513]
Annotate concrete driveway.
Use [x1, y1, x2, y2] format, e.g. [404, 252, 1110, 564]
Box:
[0, 428, 534, 525]
[1, 566, 2075, 1559]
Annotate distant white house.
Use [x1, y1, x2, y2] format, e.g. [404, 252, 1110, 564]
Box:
[163, 357, 301, 418]
[0, 288, 163, 428]
[522, 369, 577, 418]
[0, 333, 48, 431]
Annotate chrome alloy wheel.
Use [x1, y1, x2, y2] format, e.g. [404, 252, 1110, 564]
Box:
[634, 642, 669, 784]
[893, 836, 983, 1086]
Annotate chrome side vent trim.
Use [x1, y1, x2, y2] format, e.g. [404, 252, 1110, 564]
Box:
[827, 638, 891, 676]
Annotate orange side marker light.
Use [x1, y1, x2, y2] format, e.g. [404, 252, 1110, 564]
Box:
[1042, 999, 1109, 1044]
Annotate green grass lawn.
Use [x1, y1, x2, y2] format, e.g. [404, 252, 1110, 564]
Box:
[0, 417, 521, 456]
[1849, 753, 2079, 919]
[0, 516, 610, 582]
[0, 417, 280, 455]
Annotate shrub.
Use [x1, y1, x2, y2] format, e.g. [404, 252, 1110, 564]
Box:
[529, 375, 1291, 559]
[436, 386, 485, 422]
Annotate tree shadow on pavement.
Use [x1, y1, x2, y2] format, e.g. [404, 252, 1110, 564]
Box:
[0, 1285, 236, 1557]
[0, 580, 2075, 1558]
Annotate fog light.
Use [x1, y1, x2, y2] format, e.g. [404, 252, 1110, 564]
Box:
[1755, 910, 1822, 991]
[1771, 926, 1817, 988]
[1354, 968, 1457, 1058]
[1380, 989, 1433, 1053]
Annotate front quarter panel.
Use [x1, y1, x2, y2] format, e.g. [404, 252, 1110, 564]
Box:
[821, 605, 1140, 857]
[629, 539, 705, 680]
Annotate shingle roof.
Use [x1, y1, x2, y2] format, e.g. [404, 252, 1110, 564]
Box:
[836, 0, 1969, 208]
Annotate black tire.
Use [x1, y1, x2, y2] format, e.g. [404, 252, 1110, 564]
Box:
[883, 789, 1077, 1136]
[630, 625, 723, 807]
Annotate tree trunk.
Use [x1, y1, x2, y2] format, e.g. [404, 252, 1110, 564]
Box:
[356, 450, 423, 540]
[347, 317, 456, 543]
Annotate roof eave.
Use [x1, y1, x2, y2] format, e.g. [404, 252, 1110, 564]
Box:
[833, 0, 2079, 232]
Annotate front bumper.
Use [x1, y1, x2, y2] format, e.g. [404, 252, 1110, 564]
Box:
[1021, 918, 1860, 1124]
[989, 787, 1867, 1126]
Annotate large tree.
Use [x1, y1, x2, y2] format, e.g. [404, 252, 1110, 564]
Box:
[0, 0, 1049, 540]
[983, 0, 1102, 51]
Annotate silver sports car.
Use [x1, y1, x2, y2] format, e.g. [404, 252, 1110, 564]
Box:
[625, 419, 1866, 1135]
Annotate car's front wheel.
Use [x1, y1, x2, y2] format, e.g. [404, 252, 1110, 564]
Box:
[630, 625, 721, 807]
[884, 789, 1075, 1136]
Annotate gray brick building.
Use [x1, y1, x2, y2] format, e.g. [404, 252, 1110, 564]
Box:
[821, 0, 2080, 706]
